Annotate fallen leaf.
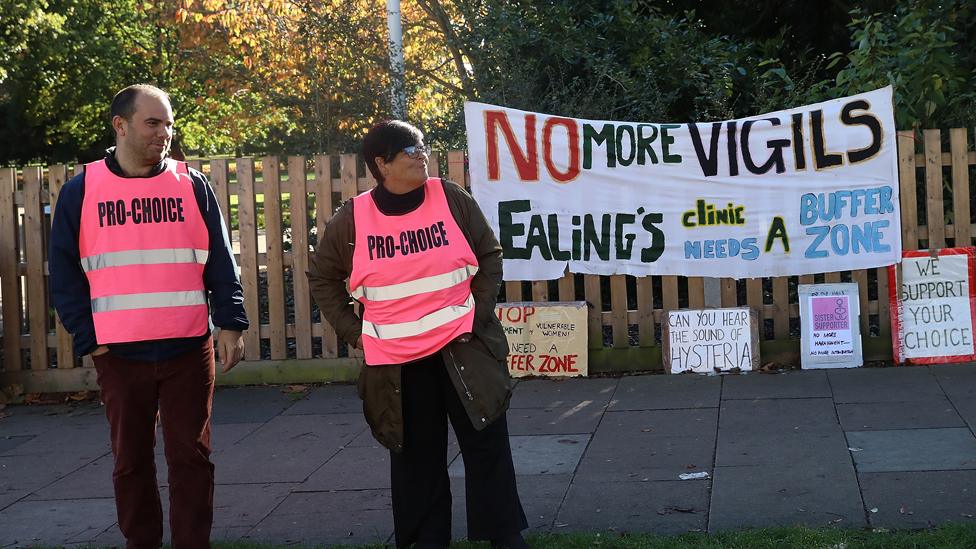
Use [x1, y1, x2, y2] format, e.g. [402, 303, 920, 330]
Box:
[282, 385, 308, 394]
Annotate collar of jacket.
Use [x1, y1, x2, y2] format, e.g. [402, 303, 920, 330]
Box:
[103, 147, 167, 178]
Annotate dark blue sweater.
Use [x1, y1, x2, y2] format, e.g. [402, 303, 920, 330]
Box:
[49, 150, 249, 361]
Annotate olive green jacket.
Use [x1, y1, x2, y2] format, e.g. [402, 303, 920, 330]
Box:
[307, 179, 513, 452]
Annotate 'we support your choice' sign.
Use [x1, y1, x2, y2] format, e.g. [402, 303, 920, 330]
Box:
[465, 87, 901, 280]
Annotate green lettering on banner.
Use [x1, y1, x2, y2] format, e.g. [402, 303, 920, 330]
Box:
[765, 216, 790, 252]
[498, 200, 531, 259]
[583, 123, 615, 169]
[660, 124, 683, 164]
[526, 214, 552, 260]
[583, 214, 611, 261]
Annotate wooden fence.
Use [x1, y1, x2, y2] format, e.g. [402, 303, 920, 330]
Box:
[1, 129, 974, 392]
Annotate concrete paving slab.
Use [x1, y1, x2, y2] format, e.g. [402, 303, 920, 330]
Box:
[837, 398, 966, 430]
[0, 489, 27, 512]
[829, 367, 945, 403]
[719, 398, 840, 433]
[859, 470, 976, 528]
[507, 404, 604, 435]
[450, 474, 572, 538]
[709, 462, 864, 531]
[212, 421, 265, 450]
[0, 402, 104, 437]
[301, 445, 391, 490]
[247, 489, 393, 546]
[0, 452, 101, 494]
[212, 386, 298, 424]
[846, 428, 976, 472]
[597, 409, 718, 438]
[716, 429, 851, 467]
[0, 435, 33, 454]
[948, 394, 976, 431]
[576, 434, 714, 482]
[283, 384, 363, 415]
[449, 434, 589, 477]
[32, 453, 116, 499]
[722, 370, 832, 400]
[0, 497, 117, 547]
[215, 482, 298, 528]
[510, 378, 618, 409]
[930, 364, 976, 398]
[4, 421, 109, 459]
[214, 414, 365, 483]
[558, 479, 709, 534]
[610, 374, 720, 411]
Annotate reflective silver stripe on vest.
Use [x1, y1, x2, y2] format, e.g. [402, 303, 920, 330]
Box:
[362, 293, 474, 340]
[91, 290, 208, 313]
[350, 264, 479, 302]
[80, 248, 209, 272]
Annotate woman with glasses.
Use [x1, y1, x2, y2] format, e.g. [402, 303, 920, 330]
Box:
[308, 120, 528, 549]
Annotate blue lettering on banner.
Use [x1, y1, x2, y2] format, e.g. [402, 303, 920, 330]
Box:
[799, 186, 894, 258]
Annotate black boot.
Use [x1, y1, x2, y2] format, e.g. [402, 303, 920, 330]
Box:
[491, 532, 529, 549]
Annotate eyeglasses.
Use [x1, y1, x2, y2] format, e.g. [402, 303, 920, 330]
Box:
[401, 144, 430, 158]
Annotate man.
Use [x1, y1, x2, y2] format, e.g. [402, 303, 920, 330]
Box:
[49, 84, 248, 548]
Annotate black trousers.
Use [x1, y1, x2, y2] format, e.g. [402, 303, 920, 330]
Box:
[390, 353, 527, 547]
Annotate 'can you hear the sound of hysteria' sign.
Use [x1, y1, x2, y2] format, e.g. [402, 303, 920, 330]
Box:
[663, 308, 760, 374]
[890, 248, 976, 364]
[465, 86, 900, 281]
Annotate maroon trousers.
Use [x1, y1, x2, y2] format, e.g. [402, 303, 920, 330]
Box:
[93, 340, 216, 549]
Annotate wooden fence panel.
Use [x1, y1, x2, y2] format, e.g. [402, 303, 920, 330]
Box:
[314, 155, 338, 358]
[236, 158, 261, 360]
[263, 157, 287, 359]
[898, 131, 919, 248]
[950, 128, 971, 246]
[48, 165, 74, 369]
[0, 168, 20, 371]
[4, 131, 972, 375]
[610, 275, 628, 348]
[23, 167, 47, 370]
[339, 154, 362, 357]
[924, 129, 945, 248]
[636, 276, 655, 346]
[210, 159, 231, 231]
[687, 277, 705, 309]
[584, 275, 602, 348]
[288, 156, 313, 359]
[720, 279, 737, 307]
[772, 277, 789, 339]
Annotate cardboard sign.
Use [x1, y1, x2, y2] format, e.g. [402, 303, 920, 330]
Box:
[495, 302, 588, 377]
[663, 307, 759, 374]
[799, 283, 862, 369]
[889, 248, 976, 364]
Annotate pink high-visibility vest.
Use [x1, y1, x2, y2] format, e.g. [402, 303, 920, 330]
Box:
[78, 159, 210, 344]
[349, 178, 478, 365]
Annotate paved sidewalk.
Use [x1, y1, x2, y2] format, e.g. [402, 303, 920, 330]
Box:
[2, 365, 976, 547]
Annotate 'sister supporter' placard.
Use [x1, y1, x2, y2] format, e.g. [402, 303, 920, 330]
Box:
[495, 302, 588, 377]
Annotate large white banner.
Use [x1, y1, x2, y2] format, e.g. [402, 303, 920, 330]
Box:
[465, 87, 900, 280]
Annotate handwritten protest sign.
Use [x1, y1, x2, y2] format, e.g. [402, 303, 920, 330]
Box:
[799, 283, 862, 369]
[495, 302, 588, 377]
[890, 248, 976, 364]
[465, 87, 900, 280]
[663, 308, 759, 374]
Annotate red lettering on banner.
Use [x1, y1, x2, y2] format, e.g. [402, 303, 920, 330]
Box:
[498, 305, 536, 323]
[486, 111, 539, 182]
[542, 117, 581, 183]
[538, 354, 580, 373]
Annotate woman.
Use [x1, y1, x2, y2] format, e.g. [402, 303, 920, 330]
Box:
[307, 120, 529, 549]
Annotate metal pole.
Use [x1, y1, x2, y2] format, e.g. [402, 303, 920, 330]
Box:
[386, 0, 407, 119]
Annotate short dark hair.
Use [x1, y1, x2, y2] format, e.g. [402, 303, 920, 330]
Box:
[362, 120, 424, 182]
[110, 84, 170, 123]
